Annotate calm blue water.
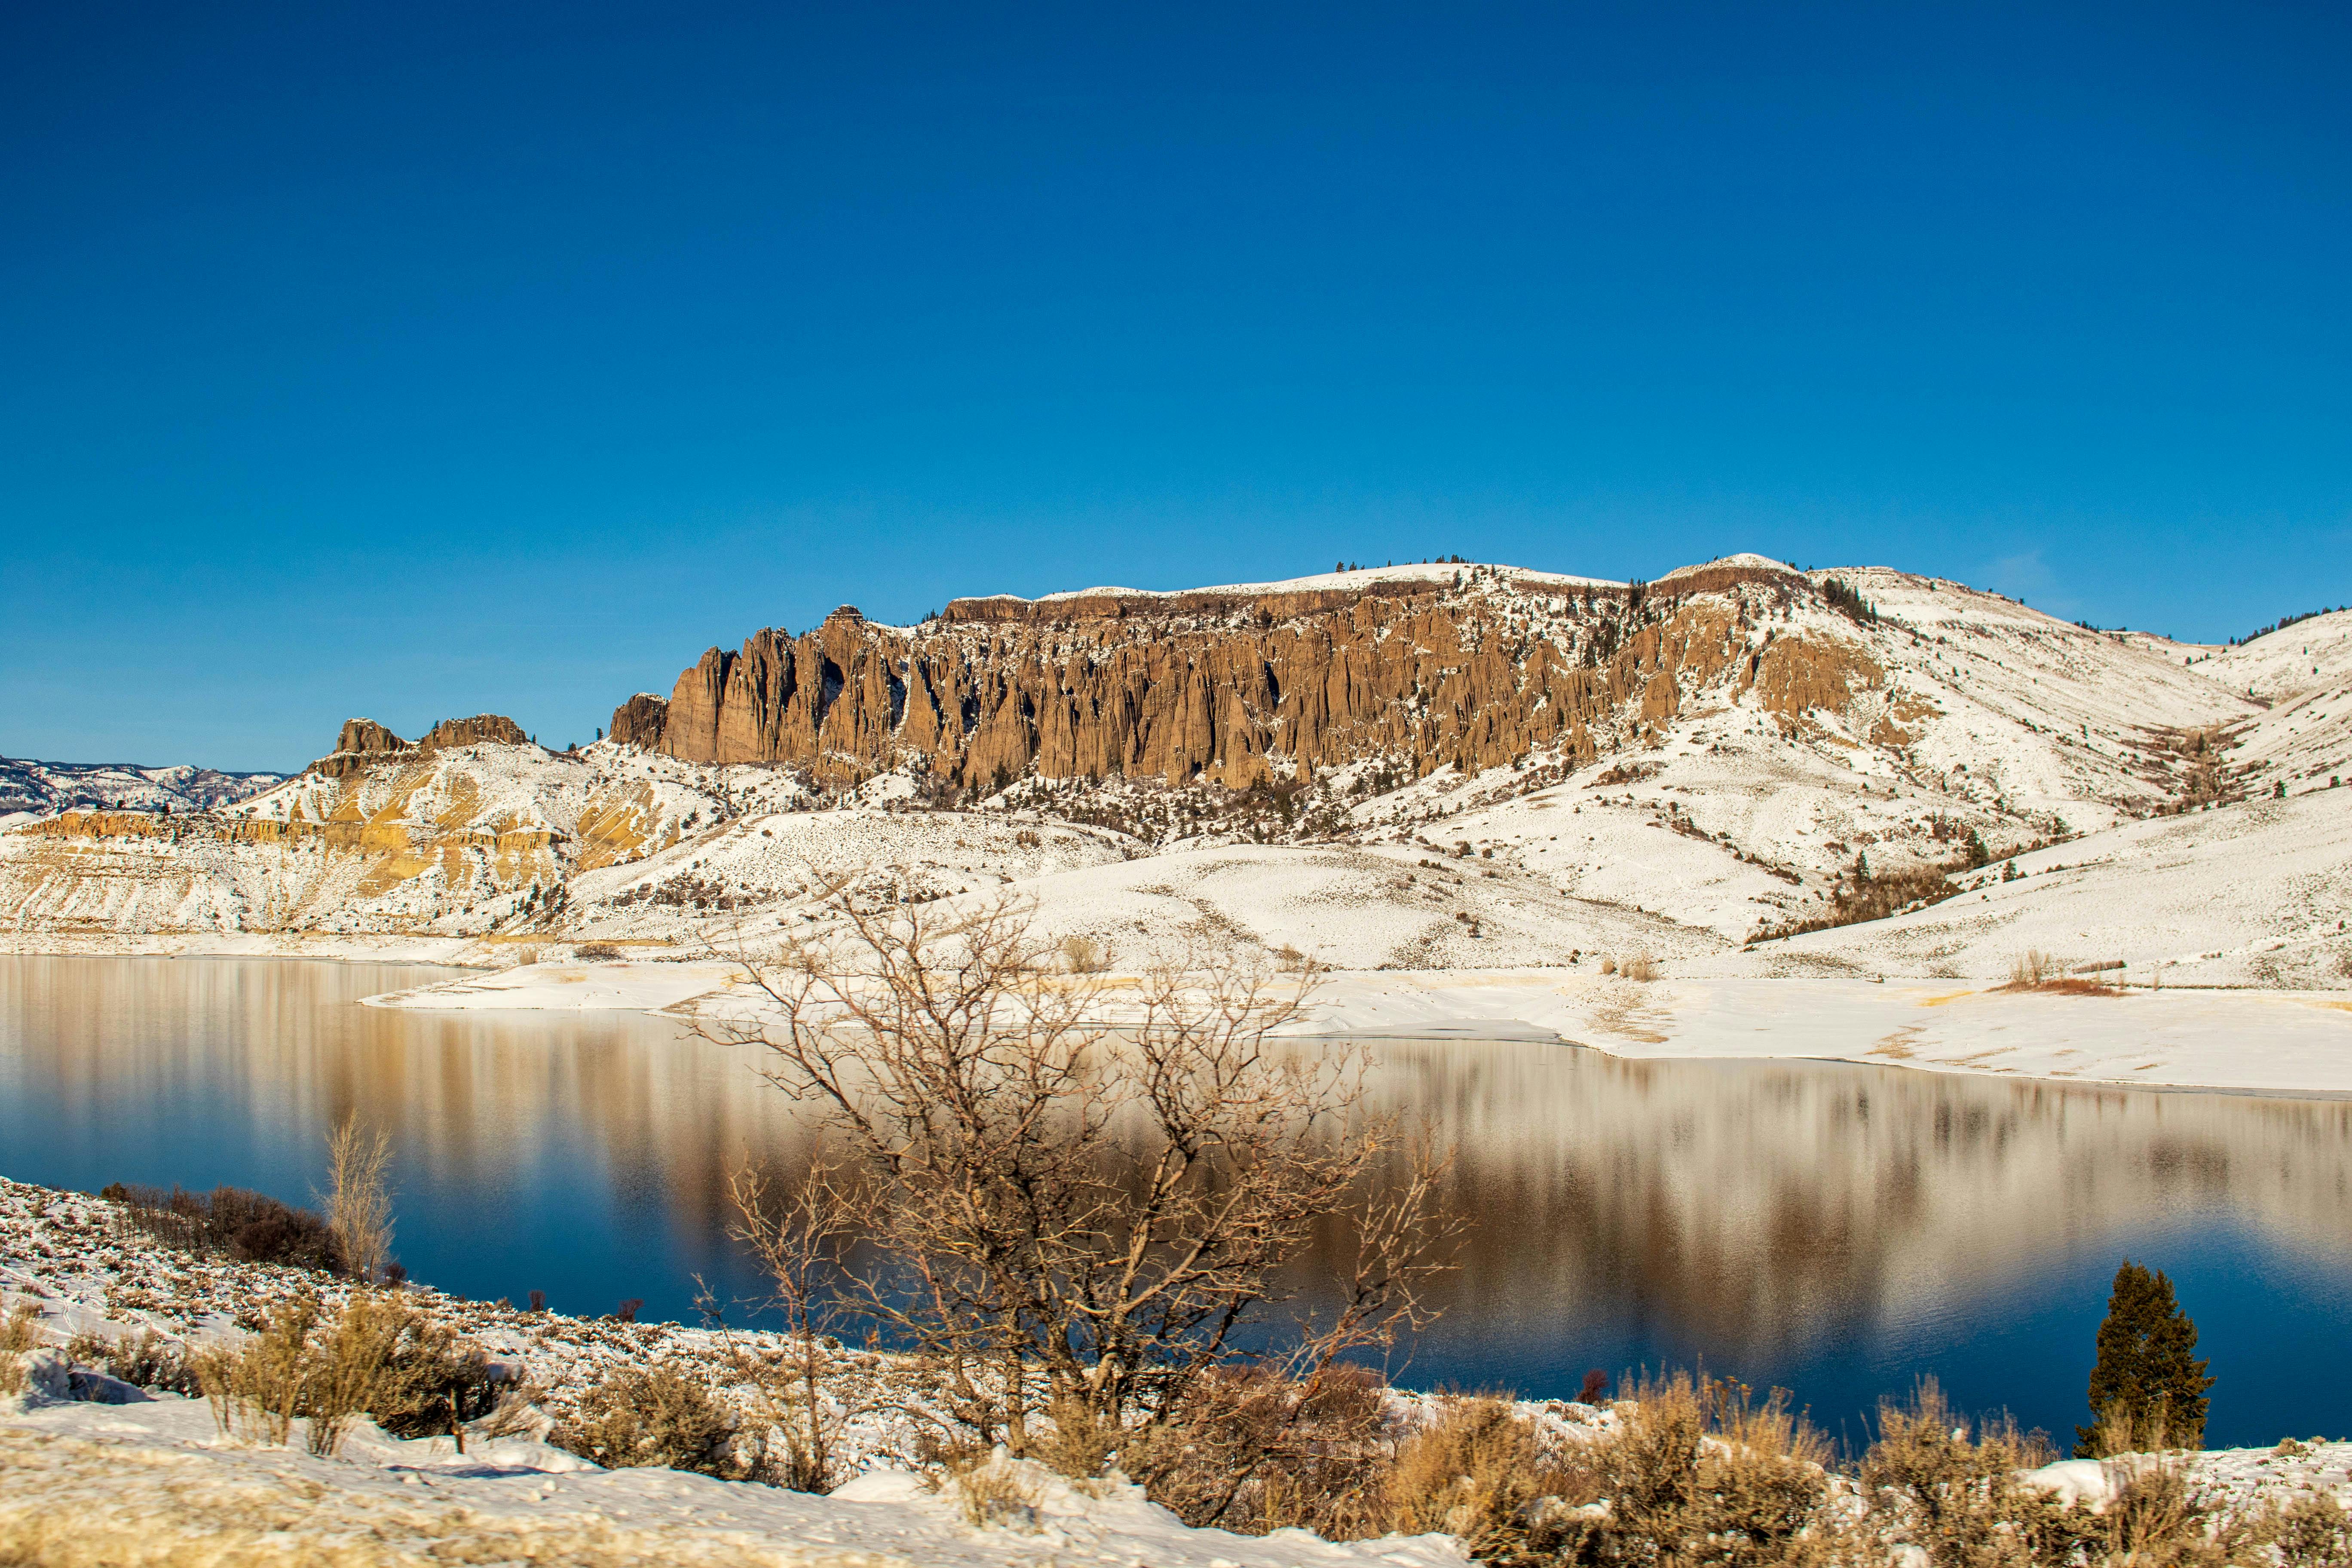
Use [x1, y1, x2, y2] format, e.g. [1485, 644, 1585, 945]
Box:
[5, 954, 2349, 1449]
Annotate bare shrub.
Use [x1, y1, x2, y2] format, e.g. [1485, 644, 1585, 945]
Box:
[191, 1292, 494, 1458]
[323, 1113, 396, 1284]
[64, 1326, 198, 1396]
[301, 1294, 416, 1457]
[1059, 933, 1106, 974]
[472, 1383, 553, 1440]
[553, 1362, 738, 1475]
[2009, 949, 2066, 987]
[715, 1158, 864, 1492]
[700, 896, 1459, 1461]
[195, 1295, 316, 1446]
[1029, 1395, 1123, 1489]
[0, 1301, 40, 1398]
[2247, 1489, 2352, 1566]
[511, 943, 542, 967]
[100, 1182, 342, 1272]
[1122, 1361, 1393, 1538]
[1749, 858, 1963, 944]
[1600, 956, 1618, 975]
[1622, 952, 1660, 982]
[574, 941, 624, 961]
[306, 1294, 498, 1451]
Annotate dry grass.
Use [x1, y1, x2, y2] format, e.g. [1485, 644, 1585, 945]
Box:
[1058, 933, 1106, 974]
[942, 1447, 1044, 1530]
[0, 1424, 850, 1568]
[1385, 1396, 1569, 1559]
[2000, 951, 2124, 996]
[0, 1301, 40, 1398]
[2008, 949, 2065, 986]
[1620, 952, 1660, 982]
[1549, 1371, 1844, 1566]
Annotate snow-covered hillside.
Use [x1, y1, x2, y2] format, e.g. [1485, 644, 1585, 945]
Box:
[0, 756, 282, 825]
[4, 557, 2347, 1026]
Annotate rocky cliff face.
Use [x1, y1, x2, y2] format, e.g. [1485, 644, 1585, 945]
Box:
[622, 561, 1889, 789]
[608, 694, 670, 751]
[310, 714, 531, 779]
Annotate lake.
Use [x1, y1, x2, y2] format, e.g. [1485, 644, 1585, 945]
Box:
[4, 953, 2349, 1450]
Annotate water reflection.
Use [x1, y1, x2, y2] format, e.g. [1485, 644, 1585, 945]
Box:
[4, 956, 2349, 1447]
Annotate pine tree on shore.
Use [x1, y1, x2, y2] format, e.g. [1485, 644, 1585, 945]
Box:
[2075, 1260, 2213, 1456]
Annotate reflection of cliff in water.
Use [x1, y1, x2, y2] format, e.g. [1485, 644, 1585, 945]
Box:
[9, 957, 2352, 1426]
[1321, 1041, 2352, 1367]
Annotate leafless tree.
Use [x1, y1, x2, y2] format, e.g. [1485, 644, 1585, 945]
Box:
[322, 1113, 395, 1284]
[697, 895, 1459, 1458]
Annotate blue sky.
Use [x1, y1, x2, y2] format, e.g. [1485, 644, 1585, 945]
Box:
[4, 3, 2347, 770]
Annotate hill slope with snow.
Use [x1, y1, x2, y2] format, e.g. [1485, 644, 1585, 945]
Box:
[4, 557, 2347, 1042]
[0, 756, 283, 825]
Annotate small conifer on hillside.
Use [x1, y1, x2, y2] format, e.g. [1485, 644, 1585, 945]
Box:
[2075, 1260, 2213, 1456]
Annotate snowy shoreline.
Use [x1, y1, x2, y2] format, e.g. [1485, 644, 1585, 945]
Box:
[10, 939, 2352, 1095]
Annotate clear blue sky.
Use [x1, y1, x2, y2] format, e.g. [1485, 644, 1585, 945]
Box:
[5, 3, 2346, 770]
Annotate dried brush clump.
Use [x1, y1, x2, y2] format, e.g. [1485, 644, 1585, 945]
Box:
[192, 1292, 500, 1458]
[942, 1446, 1046, 1530]
[1541, 1371, 1847, 1567]
[1120, 1362, 1395, 1540]
[2009, 949, 2066, 987]
[1385, 1396, 1574, 1560]
[63, 1326, 200, 1396]
[552, 1361, 744, 1477]
[0, 1301, 41, 1398]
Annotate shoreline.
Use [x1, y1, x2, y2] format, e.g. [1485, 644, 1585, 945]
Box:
[9, 940, 2352, 1095]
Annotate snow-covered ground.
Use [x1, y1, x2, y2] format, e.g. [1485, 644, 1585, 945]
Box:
[0, 1396, 1465, 1568]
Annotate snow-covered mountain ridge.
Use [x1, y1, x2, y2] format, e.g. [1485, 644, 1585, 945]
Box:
[0, 756, 283, 826]
[3, 557, 2347, 1006]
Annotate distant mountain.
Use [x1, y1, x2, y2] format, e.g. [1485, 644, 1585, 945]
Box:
[0, 756, 285, 821]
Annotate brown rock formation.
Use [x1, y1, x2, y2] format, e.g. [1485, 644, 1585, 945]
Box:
[308, 714, 535, 779]
[618, 560, 1887, 790]
[609, 693, 670, 750]
[336, 719, 404, 757]
[420, 714, 528, 750]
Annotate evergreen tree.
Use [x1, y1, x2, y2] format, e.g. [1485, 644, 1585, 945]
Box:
[2075, 1260, 2213, 1455]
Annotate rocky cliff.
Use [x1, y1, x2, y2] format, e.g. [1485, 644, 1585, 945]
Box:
[623, 560, 1882, 789]
[309, 714, 531, 779]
